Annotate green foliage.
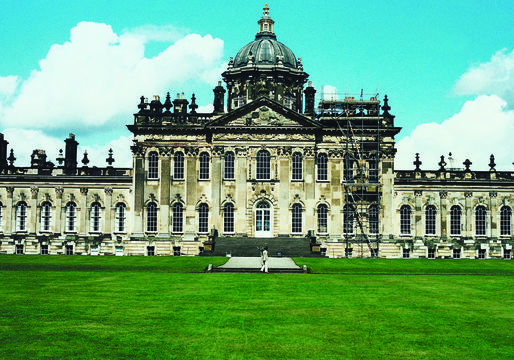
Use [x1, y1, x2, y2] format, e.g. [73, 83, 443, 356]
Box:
[0, 255, 513, 359]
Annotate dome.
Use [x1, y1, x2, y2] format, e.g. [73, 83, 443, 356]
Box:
[233, 34, 298, 69]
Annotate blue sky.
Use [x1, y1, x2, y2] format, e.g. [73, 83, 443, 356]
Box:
[1, 0, 513, 169]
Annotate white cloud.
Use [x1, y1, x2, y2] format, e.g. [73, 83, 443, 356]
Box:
[454, 48, 514, 108]
[0, 76, 19, 98]
[2, 128, 133, 168]
[0, 21, 224, 130]
[321, 85, 338, 101]
[396, 95, 514, 170]
[121, 24, 186, 43]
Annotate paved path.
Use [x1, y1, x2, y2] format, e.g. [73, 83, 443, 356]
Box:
[218, 257, 300, 270]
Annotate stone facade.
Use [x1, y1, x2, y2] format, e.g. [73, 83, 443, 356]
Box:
[0, 6, 512, 258]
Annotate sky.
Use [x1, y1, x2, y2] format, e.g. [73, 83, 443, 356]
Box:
[0, 0, 513, 170]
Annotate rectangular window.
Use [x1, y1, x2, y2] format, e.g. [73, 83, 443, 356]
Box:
[15, 244, 23, 255]
[317, 154, 328, 181]
[174, 153, 184, 180]
[403, 248, 410, 259]
[147, 246, 155, 256]
[345, 248, 353, 258]
[173, 247, 181, 256]
[292, 153, 303, 181]
[504, 249, 511, 260]
[368, 159, 378, 183]
[427, 248, 435, 259]
[478, 248, 486, 259]
[40, 244, 49, 255]
[65, 245, 74, 255]
[453, 248, 461, 259]
[224, 152, 235, 180]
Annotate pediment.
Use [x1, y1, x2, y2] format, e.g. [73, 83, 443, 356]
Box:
[206, 96, 321, 129]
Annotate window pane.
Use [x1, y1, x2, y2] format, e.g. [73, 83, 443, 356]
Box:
[199, 152, 210, 180]
[224, 203, 234, 233]
[292, 204, 302, 233]
[147, 203, 157, 232]
[369, 205, 379, 234]
[400, 205, 411, 234]
[475, 206, 486, 236]
[343, 205, 354, 234]
[148, 152, 159, 179]
[500, 206, 512, 236]
[368, 157, 378, 183]
[317, 204, 328, 233]
[198, 203, 209, 233]
[425, 205, 436, 235]
[41, 202, 52, 232]
[256, 150, 270, 180]
[450, 206, 462, 235]
[317, 153, 327, 181]
[172, 203, 183, 233]
[90, 203, 101, 232]
[224, 152, 235, 179]
[115, 203, 126, 232]
[292, 152, 303, 180]
[174, 152, 184, 179]
[66, 203, 76, 232]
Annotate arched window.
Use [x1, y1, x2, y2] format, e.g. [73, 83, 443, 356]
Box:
[400, 205, 411, 235]
[148, 151, 159, 179]
[115, 203, 126, 233]
[292, 152, 303, 180]
[425, 205, 436, 235]
[343, 154, 354, 182]
[16, 202, 28, 232]
[198, 203, 209, 233]
[199, 152, 210, 180]
[450, 206, 462, 236]
[146, 202, 157, 232]
[343, 204, 354, 234]
[317, 204, 328, 234]
[369, 204, 379, 234]
[172, 203, 183, 233]
[89, 202, 102, 233]
[475, 205, 487, 236]
[256, 150, 270, 180]
[40, 201, 52, 232]
[65, 202, 77, 232]
[368, 157, 378, 183]
[292, 203, 302, 233]
[224, 152, 235, 179]
[317, 153, 327, 181]
[223, 203, 234, 233]
[500, 206, 512, 236]
[174, 152, 184, 180]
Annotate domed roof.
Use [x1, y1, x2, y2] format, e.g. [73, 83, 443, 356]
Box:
[233, 34, 298, 69]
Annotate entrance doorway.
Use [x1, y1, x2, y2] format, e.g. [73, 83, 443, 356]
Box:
[255, 201, 272, 237]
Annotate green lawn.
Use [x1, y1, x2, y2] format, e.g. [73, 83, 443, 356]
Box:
[0, 256, 512, 359]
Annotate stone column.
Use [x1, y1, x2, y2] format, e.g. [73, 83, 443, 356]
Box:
[278, 147, 290, 236]
[414, 191, 423, 238]
[381, 154, 395, 237]
[55, 187, 64, 234]
[185, 147, 198, 233]
[489, 191, 498, 239]
[303, 147, 316, 232]
[30, 186, 39, 234]
[464, 192, 473, 238]
[210, 147, 223, 232]
[5, 186, 14, 234]
[159, 151, 171, 235]
[440, 191, 448, 240]
[235, 147, 248, 235]
[329, 152, 342, 235]
[132, 148, 145, 234]
[104, 187, 113, 234]
[80, 188, 88, 235]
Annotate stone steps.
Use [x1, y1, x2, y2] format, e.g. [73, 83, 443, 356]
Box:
[207, 236, 321, 257]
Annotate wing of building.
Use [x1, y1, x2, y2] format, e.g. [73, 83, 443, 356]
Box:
[0, 5, 513, 259]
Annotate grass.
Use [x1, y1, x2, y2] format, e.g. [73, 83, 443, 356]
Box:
[0, 255, 513, 359]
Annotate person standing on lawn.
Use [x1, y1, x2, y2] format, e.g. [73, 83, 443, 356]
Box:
[260, 246, 269, 273]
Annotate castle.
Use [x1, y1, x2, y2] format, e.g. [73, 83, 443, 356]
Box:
[0, 5, 512, 259]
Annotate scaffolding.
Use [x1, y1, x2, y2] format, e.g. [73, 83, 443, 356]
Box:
[317, 91, 382, 258]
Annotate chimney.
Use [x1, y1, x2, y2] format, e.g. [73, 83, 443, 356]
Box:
[64, 133, 79, 172]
